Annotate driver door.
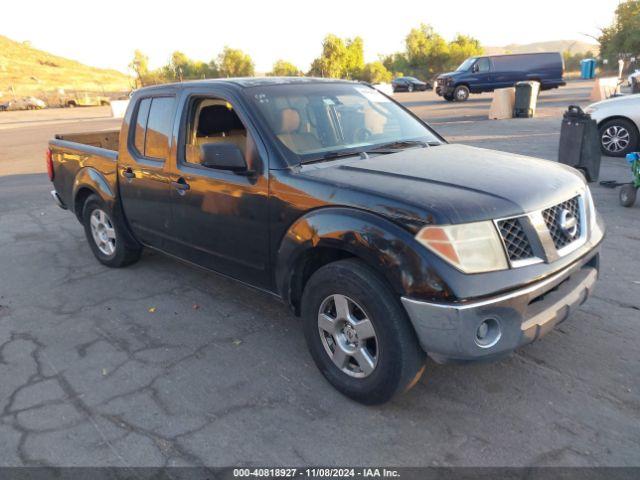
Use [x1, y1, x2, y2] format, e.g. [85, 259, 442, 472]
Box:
[165, 91, 271, 289]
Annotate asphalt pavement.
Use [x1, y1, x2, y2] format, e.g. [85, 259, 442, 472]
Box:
[0, 80, 638, 467]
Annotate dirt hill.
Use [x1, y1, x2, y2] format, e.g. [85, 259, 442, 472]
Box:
[484, 40, 599, 56]
[0, 35, 132, 101]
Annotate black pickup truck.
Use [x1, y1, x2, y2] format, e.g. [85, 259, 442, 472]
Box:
[48, 78, 604, 404]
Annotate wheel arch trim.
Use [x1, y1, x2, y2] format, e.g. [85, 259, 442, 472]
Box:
[275, 207, 447, 314]
[72, 167, 116, 219]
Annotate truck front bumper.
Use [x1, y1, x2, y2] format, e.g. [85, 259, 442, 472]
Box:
[401, 251, 599, 363]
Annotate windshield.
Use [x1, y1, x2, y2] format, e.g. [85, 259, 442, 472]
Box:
[456, 58, 476, 71]
[245, 82, 441, 163]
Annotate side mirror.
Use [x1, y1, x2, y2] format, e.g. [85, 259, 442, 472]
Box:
[200, 143, 248, 172]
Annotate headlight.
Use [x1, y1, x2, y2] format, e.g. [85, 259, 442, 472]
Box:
[415, 221, 508, 274]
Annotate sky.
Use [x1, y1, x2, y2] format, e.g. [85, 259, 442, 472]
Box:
[3, 0, 618, 74]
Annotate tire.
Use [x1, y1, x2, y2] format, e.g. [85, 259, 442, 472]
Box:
[444, 94, 455, 102]
[67, 102, 76, 108]
[82, 195, 141, 267]
[407, 84, 414, 93]
[619, 184, 637, 207]
[301, 259, 426, 405]
[453, 85, 469, 101]
[599, 118, 639, 157]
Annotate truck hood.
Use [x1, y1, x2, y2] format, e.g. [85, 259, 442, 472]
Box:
[437, 71, 462, 80]
[299, 144, 586, 225]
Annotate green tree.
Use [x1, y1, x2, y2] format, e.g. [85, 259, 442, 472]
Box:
[358, 61, 392, 83]
[599, 0, 640, 61]
[381, 52, 409, 77]
[344, 37, 365, 79]
[447, 34, 483, 70]
[308, 34, 365, 79]
[405, 23, 450, 75]
[269, 60, 301, 76]
[129, 50, 150, 87]
[309, 34, 347, 78]
[218, 47, 255, 77]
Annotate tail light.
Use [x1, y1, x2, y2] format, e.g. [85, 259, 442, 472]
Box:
[46, 149, 54, 181]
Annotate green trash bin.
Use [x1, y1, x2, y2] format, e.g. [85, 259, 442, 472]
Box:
[513, 81, 540, 118]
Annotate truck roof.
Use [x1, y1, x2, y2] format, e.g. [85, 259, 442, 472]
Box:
[473, 51, 562, 59]
[136, 76, 355, 94]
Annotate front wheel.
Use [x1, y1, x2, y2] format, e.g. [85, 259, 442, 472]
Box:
[619, 184, 637, 207]
[301, 259, 426, 405]
[453, 85, 469, 101]
[82, 195, 141, 267]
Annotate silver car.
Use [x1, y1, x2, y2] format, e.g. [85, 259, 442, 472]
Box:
[585, 94, 640, 157]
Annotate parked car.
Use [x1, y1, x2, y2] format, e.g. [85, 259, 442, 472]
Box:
[435, 52, 566, 101]
[48, 78, 604, 404]
[63, 92, 111, 107]
[585, 93, 640, 157]
[0, 96, 47, 111]
[392, 76, 430, 92]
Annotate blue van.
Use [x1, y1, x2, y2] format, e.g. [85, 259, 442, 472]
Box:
[435, 52, 566, 101]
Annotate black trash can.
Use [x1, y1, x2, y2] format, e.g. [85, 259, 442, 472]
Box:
[558, 105, 601, 182]
[513, 81, 539, 118]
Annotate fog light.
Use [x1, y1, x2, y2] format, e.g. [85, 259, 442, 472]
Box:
[475, 318, 501, 348]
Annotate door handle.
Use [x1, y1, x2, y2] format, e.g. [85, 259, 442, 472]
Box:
[122, 167, 135, 179]
[171, 178, 190, 194]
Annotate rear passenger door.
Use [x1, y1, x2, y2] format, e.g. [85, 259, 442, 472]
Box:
[119, 94, 176, 248]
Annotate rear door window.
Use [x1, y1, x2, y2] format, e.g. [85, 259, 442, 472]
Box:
[132, 96, 176, 161]
[133, 98, 151, 154]
[144, 97, 176, 160]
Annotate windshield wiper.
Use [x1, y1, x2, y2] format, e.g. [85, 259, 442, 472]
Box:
[366, 140, 430, 152]
[301, 140, 438, 165]
[301, 150, 368, 165]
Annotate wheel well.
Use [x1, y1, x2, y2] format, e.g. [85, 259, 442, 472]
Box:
[597, 115, 638, 132]
[74, 187, 94, 221]
[289, 247, 355, 316]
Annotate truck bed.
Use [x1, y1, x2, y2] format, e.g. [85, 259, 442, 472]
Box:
[49, 130, 120, 215]
[54, 130, 120, 151]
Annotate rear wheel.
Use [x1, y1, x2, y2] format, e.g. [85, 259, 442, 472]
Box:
[301, 259, 426, 405]
[619, 184, 637, 207]
[454, 85, 469, 101]
[82, 195, 141, 267]
[599, 118, 638, 157]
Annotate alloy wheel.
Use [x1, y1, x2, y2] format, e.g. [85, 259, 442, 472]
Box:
[90, 209, 116, 256]
[317, 294, 378, 378]
[602, 125, 630, 153]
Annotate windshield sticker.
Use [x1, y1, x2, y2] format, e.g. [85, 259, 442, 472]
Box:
[355, 87, 391, 103]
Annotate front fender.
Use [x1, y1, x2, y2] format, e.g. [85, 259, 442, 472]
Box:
[72, 167, 116, 215]
[275, 207, 450, 309]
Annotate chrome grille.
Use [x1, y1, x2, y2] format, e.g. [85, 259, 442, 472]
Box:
[542, 196, 581, 250]
[497, 218, 534, 262]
